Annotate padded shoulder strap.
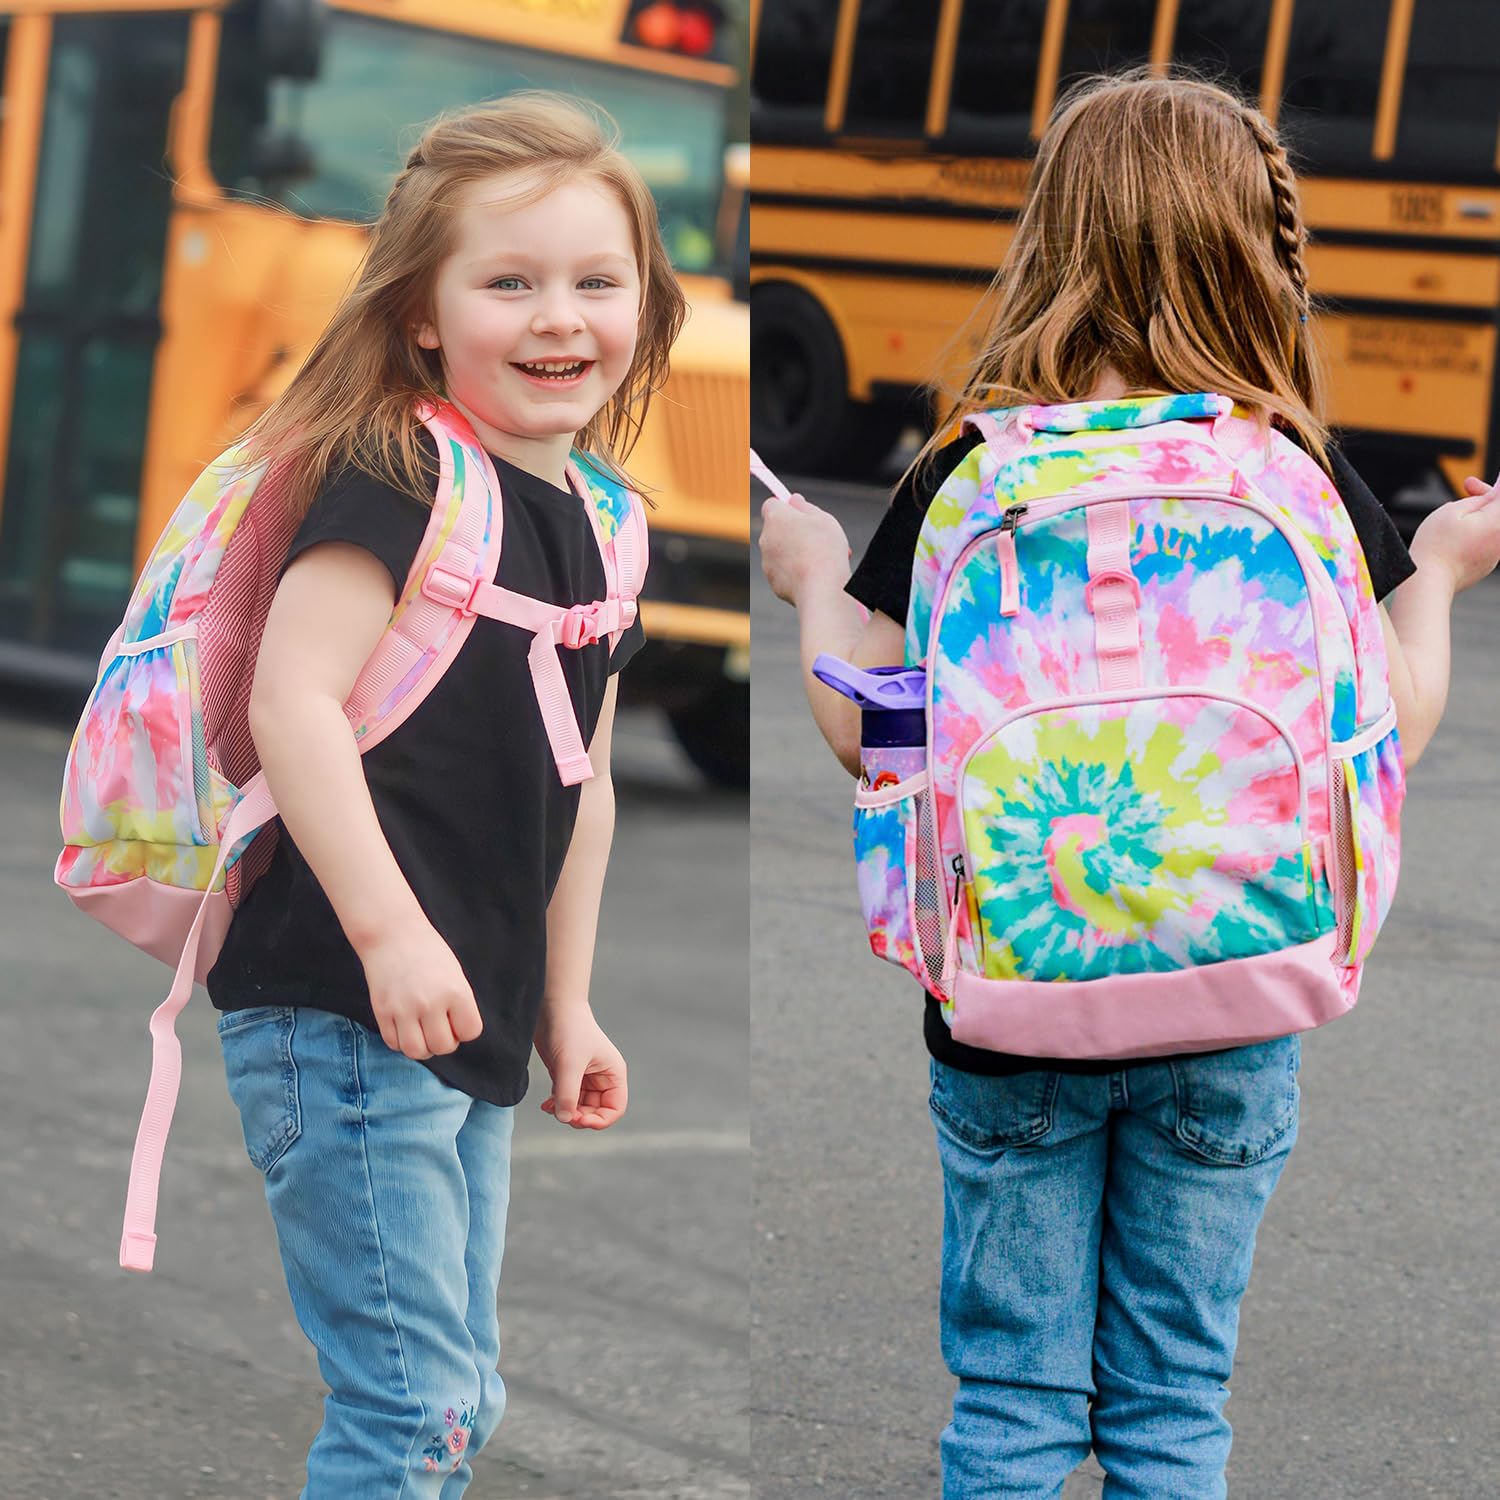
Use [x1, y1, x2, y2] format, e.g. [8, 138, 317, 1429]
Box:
[960, 407, 1034, 468]
[342, 402, 502, 752]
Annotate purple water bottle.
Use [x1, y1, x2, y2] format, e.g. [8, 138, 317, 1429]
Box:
[811, 654, 927, 790]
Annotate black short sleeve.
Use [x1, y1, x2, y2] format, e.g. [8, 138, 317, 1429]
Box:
[609, 613, 646, 675]
[846, 432, 982, 624]
[283, 458, 433, 596]
[1324, 447, 1417, 602]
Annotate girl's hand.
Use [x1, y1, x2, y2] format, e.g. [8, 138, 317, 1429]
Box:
[758, 491, 853, 608]
[360, 921, 485, 1060]
[533, 1003, 628, 1129]
[1410, 479, 1500, 594]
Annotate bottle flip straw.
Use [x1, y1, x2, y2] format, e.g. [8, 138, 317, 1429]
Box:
[811, 653, 927, 790]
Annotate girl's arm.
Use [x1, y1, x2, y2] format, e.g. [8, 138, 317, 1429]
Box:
[534, 674, 628, 1129]
[1379, 477, 1500, 770]
[248, 542, 484, 1060]
[759, 491, 906, 777]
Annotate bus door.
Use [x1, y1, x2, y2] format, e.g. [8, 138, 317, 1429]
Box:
[0, 10, 189, 669]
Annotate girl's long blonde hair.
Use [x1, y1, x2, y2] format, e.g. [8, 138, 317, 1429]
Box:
[917, 69, 1328, 483]
[237, 91, 686, 517]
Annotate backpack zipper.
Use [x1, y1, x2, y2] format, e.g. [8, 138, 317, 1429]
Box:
[996, 505, 1026, 616]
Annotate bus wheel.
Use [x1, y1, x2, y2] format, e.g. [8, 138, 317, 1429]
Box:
[667, 677, 749, 789]
[751, 283, 899, 478]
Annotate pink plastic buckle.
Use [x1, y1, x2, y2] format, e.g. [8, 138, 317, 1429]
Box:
[559, 602, 604, 649]
[422, 566, 480, 614]
[1084, 569, 1142, 614]
[618, 595, 638, 630]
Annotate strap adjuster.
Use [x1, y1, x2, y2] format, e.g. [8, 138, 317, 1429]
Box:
[422, 565, 480, 614]
[559, 602, 605, 649]
[1084, 569, 1142, 614]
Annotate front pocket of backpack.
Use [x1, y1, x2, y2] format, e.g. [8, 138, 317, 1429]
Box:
[958, 692, 1323, 981]
[62, 633, 218, 850]
[1330, 708, 1405, 967]
[853, 769, 947, 996]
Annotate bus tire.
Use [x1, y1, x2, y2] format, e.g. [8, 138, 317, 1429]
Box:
[667, 677, 749, 789]
[751, 283, 899, 478]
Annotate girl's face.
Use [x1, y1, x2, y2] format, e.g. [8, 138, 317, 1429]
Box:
[415, 171, 641, 484]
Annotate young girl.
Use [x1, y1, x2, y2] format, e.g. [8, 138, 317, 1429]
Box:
[205, 94, 683, 1496]
[759, 73, 1500, 1497]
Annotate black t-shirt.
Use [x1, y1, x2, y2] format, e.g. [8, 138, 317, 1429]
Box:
[207, 436, 645, 1107]
[845, 427, 1417, 1078]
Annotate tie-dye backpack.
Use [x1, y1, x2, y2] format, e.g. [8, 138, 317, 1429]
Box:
[55, 399, 646, 1272]
[852, 391, 1403, 1060]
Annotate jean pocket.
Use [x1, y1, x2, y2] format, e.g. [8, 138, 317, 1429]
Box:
[1169, 1035, 1300, 1166]
[929, 1059, 1061, 1155]
[217, 1006, 302, 1173]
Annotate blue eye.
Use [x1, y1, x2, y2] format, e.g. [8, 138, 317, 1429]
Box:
[579, 276, 614, 290]
[489, 276, 526, 291]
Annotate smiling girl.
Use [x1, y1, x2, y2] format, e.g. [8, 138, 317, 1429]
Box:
[203, 94, 683, 1497]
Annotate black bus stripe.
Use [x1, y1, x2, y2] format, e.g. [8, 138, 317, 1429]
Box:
[752, 254, 1500, 318]
[752, 196, 1500, 256]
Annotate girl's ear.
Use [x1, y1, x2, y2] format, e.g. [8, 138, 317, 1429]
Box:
[414, 319, 440, 351]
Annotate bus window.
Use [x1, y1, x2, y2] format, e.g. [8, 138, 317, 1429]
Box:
[1170, 0, 1274, 98]
[0, 12, 187, 655]
[750, 1, 841, 136]
[1395, 0, 1500, 178]
[1057, 0, 1156, 93]
[945, 0, 1049, 153]
[843, 1, 942, 135]
[1279, 0, 1385, 172]
[212, 9, 728, 274]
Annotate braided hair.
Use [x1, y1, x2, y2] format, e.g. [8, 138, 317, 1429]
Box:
[1239, 105, 1312, 324]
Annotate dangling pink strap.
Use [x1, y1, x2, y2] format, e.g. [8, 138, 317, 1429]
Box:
[420, 569, 635, 785]
[1085, 501, 1143, 691]
[119, 773, 277, 1272]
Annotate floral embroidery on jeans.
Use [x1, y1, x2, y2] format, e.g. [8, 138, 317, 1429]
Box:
[422, 1403, 475, 1473]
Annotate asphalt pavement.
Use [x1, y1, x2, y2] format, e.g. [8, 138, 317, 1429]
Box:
[0, 697, 747, 1500]
[750, 475, 1500, 1499]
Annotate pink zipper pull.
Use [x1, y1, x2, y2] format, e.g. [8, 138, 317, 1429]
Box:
[996, 505, 1025, 616]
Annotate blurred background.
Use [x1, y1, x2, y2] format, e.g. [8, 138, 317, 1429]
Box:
[0, 1, 750, 1495]
[749, 0, 1500, 532]
[748, 4, 1500, 1498]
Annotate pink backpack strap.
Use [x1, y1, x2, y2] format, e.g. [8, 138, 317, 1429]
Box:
[607, 491, 648, 654]
[341, 406, 503, 752]
[119, 772, 277, 1271]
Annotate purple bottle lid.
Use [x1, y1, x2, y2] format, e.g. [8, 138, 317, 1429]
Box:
[811, 654, 926, 711]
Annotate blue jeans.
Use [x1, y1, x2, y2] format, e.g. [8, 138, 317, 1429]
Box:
[217, 1005, 515, 1500]
[929, 1035, 1301, 1500]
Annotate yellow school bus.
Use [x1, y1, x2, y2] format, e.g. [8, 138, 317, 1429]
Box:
[749, 0, 1500, 516]
[0, 0, 750, 782]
